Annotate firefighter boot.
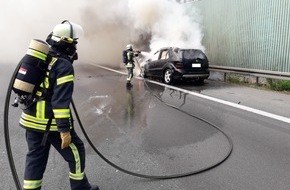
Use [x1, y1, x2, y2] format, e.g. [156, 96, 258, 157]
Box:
[126, 82, 133, 88]
[90, 185, 99, 190]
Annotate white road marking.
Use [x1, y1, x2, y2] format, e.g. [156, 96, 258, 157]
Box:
[90, 63, 290, 124]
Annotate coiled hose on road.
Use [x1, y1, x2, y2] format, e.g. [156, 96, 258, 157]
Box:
[4, 62, 233, 189]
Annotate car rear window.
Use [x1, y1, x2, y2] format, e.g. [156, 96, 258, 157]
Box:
[179, 49, 207, 60]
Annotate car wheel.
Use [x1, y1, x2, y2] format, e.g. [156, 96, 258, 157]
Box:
[163, 69, 173, 84]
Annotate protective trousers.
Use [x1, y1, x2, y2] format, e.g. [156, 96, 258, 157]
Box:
[23, 130, 92, 190]
[126, 64, 134, 84]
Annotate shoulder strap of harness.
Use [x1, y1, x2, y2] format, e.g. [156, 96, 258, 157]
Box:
[40, 57, 58, 146]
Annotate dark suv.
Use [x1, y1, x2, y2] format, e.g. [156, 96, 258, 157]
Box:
[141, 47, 209, 84]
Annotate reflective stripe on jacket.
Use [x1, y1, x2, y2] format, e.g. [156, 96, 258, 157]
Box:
[19, 56, 74, 132]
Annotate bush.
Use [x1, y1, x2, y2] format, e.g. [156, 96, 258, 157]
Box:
[267, 79, 290, 91]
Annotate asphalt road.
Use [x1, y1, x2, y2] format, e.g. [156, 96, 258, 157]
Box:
[1, 63, 290, 190]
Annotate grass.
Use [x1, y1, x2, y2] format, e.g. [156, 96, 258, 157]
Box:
[228, 75, 243, 84]
[267, 79, 290, 91]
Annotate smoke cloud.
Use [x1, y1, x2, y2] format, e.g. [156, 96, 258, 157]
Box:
[1, 0, 204, 68]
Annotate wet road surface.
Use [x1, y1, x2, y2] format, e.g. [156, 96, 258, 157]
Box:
[1, 63, 290, 190]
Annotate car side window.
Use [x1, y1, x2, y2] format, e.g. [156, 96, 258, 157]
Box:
[160, 50, 169, 60]
[172, 50, 180, 61]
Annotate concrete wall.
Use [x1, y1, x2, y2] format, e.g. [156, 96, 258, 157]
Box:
[187, 0, 290, 73]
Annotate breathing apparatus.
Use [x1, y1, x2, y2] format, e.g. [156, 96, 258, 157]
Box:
[11, 39, 50, 109]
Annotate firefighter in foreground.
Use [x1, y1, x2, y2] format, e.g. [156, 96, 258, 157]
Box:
[123, 44, 140, 88]
[19, 21, 99, 190]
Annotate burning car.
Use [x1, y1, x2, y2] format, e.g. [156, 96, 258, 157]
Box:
[140, 47, 209, 84]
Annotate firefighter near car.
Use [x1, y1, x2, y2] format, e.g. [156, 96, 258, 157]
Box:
[12, 20, 99, 190]
[123, 44, 140, 88]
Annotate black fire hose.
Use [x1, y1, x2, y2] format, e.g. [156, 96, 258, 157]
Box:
[4, 62, 233, 189]
[4, 61, 22, 190]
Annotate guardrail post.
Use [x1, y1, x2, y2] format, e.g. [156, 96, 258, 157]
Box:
[256, 77, 259, 85]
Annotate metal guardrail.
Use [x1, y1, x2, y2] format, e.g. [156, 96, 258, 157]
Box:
[209, 65, 290, 82]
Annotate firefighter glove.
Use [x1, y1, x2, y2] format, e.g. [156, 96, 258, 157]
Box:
[60, 131, 71, 149]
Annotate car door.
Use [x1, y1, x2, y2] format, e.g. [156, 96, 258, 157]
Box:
[146, 50, 160, 76]
[155, 49, 169, 76]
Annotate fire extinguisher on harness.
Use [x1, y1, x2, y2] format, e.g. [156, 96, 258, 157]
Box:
[12, 39, 51, 108]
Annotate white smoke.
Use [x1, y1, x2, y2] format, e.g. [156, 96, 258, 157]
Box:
[0, 0, 204, 67]
[128, 0, 204, 53]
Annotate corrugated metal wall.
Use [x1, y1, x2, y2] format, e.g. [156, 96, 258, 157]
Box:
[187, 0, 290, 72]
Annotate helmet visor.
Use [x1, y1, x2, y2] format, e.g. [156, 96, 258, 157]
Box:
[70, 21, 84, 40]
